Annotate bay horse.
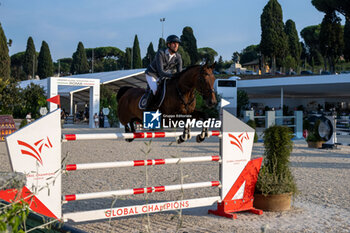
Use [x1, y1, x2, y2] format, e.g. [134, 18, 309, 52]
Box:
[117, 63, 217, 143]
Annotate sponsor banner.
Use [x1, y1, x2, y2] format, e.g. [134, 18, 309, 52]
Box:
[143, 111, 222, 129]
[4, 109, 62, 219]
[63, 196, 220, 222]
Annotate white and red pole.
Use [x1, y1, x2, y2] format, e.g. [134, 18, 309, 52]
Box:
[62, 130, 221, 141]
[64, 181, 220, 202]
[65, 155, 220, 171]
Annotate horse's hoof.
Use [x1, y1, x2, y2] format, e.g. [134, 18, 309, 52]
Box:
[125, 138, 134, 143]
[196, 135, 205, 143]
[177, 137, 184, 144]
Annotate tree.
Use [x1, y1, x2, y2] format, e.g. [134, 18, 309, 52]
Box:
[215, 56, 224, 72]
[0, 78, 21, 116]
[312, 0, 350, 63]
[158, 38, 166, 50]
[37, 41, 54, 79]
[198, 47, 218, 64]
[181, 26, 199, 65]
[344, 20, 350, 61]
[300, 25, 323, 67]
[124, 47, 132, 69]
[54, 58, 72, 76]
[232, 51, 240, 63]
[132, 35, 142, 69]
[10, 52, 26, 81]
[142, 42, 156, 68]
[312, 0, 350, 20]
[71, 42, 89, 74]
[22, 83, 47, 119]
[85, 46, 124, 72]
[177, 46, 191, 67]
[100, 85, 118, 127]
[260, 0, 288, 73]
[319, 11, 343, 72]
[240, 45, 259, 64]
[0, 22, 10, 80]
[284, 20, 302, 67]
[23, 37, 37, 79]
[237, 90, 249, 117]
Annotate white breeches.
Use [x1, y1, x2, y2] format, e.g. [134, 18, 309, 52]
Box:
[146, 74, 158, 95]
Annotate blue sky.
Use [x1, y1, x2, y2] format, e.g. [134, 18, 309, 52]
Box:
[0, 0, 337, 62]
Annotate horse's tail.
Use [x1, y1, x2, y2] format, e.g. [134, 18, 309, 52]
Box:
[117, 86, 133, 103]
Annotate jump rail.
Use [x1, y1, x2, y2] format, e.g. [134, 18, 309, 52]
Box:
[64, 181, 221, 202]
[2, 109, 263, 222]
[62, 130, 221, 141]
[65, 155, 220, 171]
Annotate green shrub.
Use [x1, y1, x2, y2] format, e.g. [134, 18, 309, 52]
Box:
[0, 200, 29, 232]
[19, 119, 28, 129]
[246, 119, 258, 142]
[255, 125, 298, 195]
[305, 119, 323, 142]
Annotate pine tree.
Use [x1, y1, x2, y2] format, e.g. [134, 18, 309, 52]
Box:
[344, 19, 350, 61]
[284, 20, 302, 66]
[124, 47, 132, 69]
[216, 56, 224, 72]
[142, 42, 156, 68]
[71, 42, 89, 74]
[158, 38, 166, 50]
[23, 37, 37, 79]
[37, 41, 53, 79]
[177, 46, 191, 67]
[132, 35, 142, 69]
[260, 0, 288, 73]
[319, 11, 344, 72]
[0, 22, 10, 80]
[180, 26, 199, 65]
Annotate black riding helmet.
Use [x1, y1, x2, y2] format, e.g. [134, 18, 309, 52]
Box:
[166, 35, 181, 44]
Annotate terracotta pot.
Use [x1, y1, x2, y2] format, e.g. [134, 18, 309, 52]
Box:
[307, 141, 323, 148]
[253, 193, 292, 211]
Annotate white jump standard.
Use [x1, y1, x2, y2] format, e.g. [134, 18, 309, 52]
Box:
[1, 108, 263, 222]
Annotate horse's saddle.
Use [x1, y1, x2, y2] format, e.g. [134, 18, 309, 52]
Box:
[139, 79, 167, 110]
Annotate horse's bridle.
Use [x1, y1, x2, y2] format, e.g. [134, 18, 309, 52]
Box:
[175, 72, 214, 112]
[197, 74, 215, 97]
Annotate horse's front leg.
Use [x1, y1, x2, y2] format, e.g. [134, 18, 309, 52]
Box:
[177, 124, 191, 144]
[196, 126, 208, 143]
[190, 110, 209, 143]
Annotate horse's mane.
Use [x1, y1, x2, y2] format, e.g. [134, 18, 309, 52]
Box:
[172, 65, 201, 80]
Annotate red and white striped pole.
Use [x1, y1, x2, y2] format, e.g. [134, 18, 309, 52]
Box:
[65, 155, 220, 171]
[62, 130, 221, 141]
[64, 181, 220, 202]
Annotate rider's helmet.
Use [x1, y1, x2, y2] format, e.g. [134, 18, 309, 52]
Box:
[166, 35, 181, 44]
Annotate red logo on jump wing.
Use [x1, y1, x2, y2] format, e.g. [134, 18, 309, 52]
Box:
[229, 132, 249, 153]
[17, 137, 53, 165]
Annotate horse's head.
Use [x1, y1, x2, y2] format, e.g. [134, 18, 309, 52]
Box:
[197, 63, 217, 107]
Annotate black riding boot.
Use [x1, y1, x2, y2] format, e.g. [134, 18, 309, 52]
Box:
[145, 89, 155, 109]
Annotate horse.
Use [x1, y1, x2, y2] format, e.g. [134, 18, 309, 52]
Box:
[117, 63, 217, 143]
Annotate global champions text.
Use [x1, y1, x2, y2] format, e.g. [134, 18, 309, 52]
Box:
[162, 118, 221, 128]
[105, 201, 190, 217]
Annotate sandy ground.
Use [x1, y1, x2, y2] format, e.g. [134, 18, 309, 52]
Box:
[0, 127, 350, 233]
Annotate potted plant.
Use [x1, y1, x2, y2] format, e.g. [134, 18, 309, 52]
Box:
[254, 125, 298, 211]
[305, 119, 324, 148]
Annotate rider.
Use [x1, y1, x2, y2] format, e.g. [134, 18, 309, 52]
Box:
[144, 34, 183, 108]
